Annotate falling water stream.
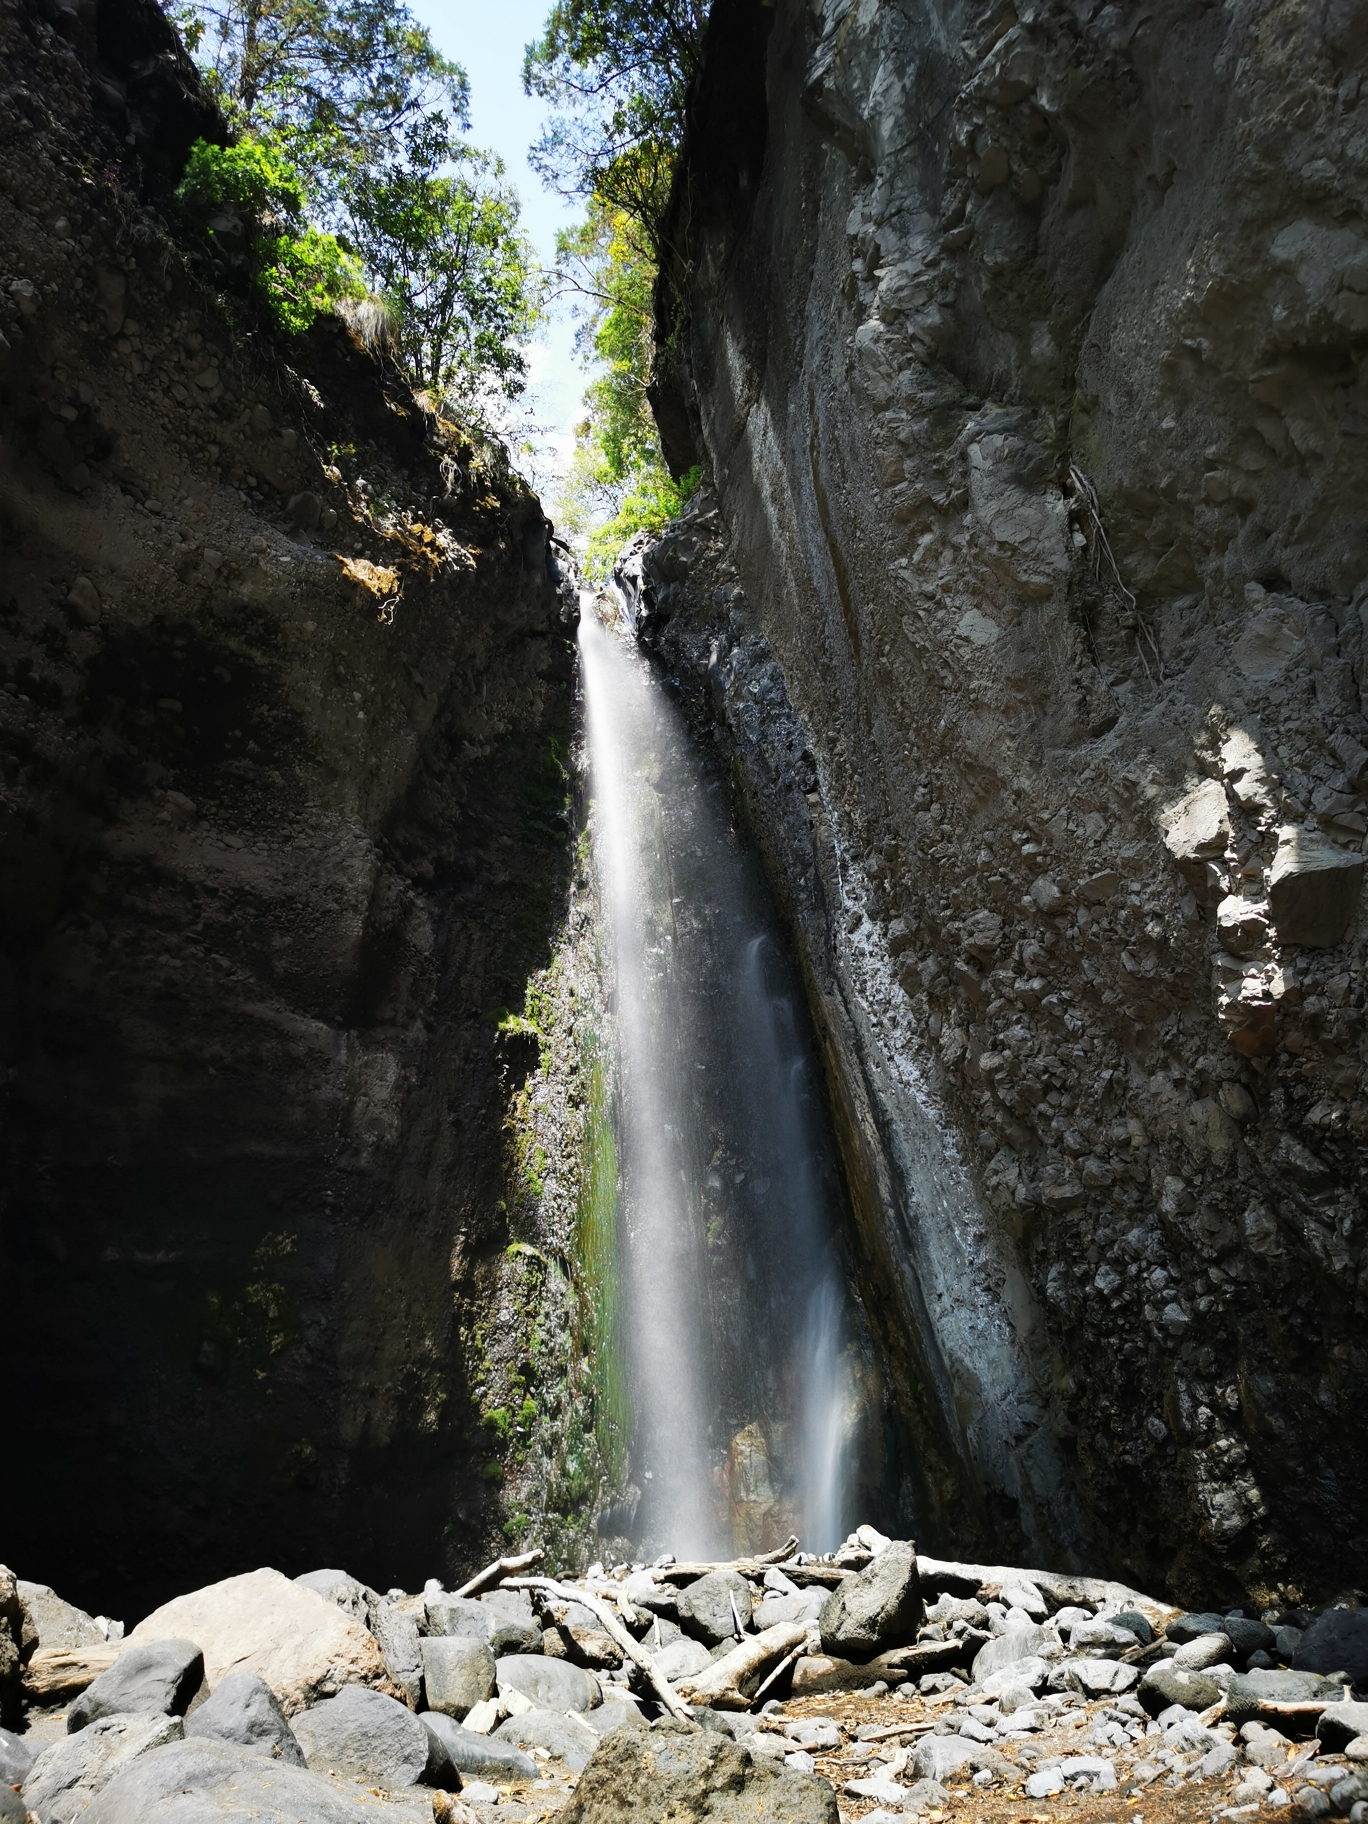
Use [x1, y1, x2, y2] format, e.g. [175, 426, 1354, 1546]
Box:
[579, 607, 863, 1557]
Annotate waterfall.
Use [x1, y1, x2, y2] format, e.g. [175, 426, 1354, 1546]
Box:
[578, 608, 858, 1556]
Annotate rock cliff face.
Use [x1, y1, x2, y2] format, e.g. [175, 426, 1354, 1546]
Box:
[644, 0, 1368, 1601]
[0, 0, 593, 1614]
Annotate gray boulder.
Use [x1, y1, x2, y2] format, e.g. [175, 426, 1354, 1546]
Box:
[818, 1541, 921, 1658]
[1225, 1617, 1277, 1662]
[1227, 1668, 1350, 1731]
[23, 1712, 184, 1822]
[1111, 1610, 1154, 1646]
[478, 1591, 541, 1657]
[1138, 1662, 1222, 1716]
[81, 1738, 436, 1822]
[68, 1641, 204, 1731]
[754, 1593, 825, 1631]
[0, 1726, 37, 1787]
[418, 1710, 536, 1780]
[495, 1653, 599, 1713]
[1167, 1612, 1227, 1644]
[558, 1726, 838, 1824]
[1294, 1610, 1368, 1682]
[16, 1584, 108, 1654]
[582, 1701, 647, 1738]
[676, 1573, 754, 1647]
[972, 1624, 1054, 1683]
[293, 1572, 373, 1624]
[424, 1595, 491, 1640]
[1318, 1700, 1368, 1753]
[909, 1735, 977, 1783]
[903, 1777, 953, 1816]
[655, 1638, 713, 1683]
[495, 1710, 599, 1772]
[292, 1683, 451, 1788]
[183, 1671, 304, 1765]
[368, 1605, 423, 1709]
[420, 1636, 496, 1720]
[0, 1787, 23, 1824]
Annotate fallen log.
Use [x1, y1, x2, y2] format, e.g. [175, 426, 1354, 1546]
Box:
[675, 1621, 810, 1711]
[503, 1575, 694, 1726]
[916, 1554, 1177, 1631]
[23, 1644, 123, 1704]
[455, 1548, 544, 1599]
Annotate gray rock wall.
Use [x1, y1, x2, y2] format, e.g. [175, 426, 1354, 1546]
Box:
[648, 0, 1368, 1601]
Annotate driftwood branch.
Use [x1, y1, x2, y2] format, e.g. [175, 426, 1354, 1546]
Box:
[455, 1549, 544, 1599]
[752, 1645, 804, 1705]
[676, 1621, 810, 1711]
[504, 1575, 695, 1726]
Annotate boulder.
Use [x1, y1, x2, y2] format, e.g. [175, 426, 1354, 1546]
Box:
[424, 1596, 491, 1640]
[754, 1593, 824, 1631]
[909, 1735, 977, 1782]
[495, 1653, 599, 1713]
[556, 1725, 837, 1824]
[16, 1583, 108, 1654]
[1161, 781, 1232, 905]
[1294, 1609, 1368, 1682]
[420, 1637, 496, 1720]
[0, 1569, 21, 1728]
[1167, 1611, 1228, 1644]
[494, 1709, 599, 1772]
[1268, 825, 1364, 947]
[972, 1624, 1054, 1682]
[1139, 1663, 1221, 1716]
[292, 1684, 450, 1788]
[676, 1573, 753, 1647]
[126, 1569, 390, 1715]
[369, 1605, 424, 1709]
[23, 1712, 184, 1822]
[583, 1701, 648, 1739]
[183, 1670, 304, 1765]
[818, 1541, 920, 1657]
[293, 1571, 373, 1623]
[419, 1710, 536, 1780]
[81, 1737, 437, 1822]
[1225, 1617, 1277, 1661]
[0, 1788, 22, 1824]
[1173, 1632, 1231, 1670]
[1111, 1610, 1155, 1646]
[1052, 1657, 1138, 1696]
[478, 1591, 540, 1657]
[1317, 1700, 1368, 1753]
[978, 1655, 1049, 1697]
[0, 1726, 37, 1788]
[1227, 1668, 1351, 1732]
[654, 1638, 713, 1683]
[903, 1777, 953, 1815]
[68, 1640, 204, 1731]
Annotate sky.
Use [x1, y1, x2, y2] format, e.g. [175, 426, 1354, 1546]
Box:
[407, 0, 588, 503]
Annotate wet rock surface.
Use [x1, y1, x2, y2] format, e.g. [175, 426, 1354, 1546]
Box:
[635, 0, 1368, 1601]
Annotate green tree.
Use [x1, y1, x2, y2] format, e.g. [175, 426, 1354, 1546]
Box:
[346, 151, 540, 409]
[522, 0, 706, 243]
[173, 0, 468, 203]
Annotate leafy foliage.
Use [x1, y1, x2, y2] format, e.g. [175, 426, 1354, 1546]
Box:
[172, 0, 468, 205]
[177, 137, 365, 333]
[522, 0, 706, 245]
[347, 150, 539, 408]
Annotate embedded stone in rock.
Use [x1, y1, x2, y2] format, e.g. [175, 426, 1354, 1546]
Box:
[183, 1670, 304, 1765]
[23, 1712, 184, 1820]
[1268, 825, 1364, 947]
[1138, 1663, 1221, 1716]
[1161, 780, 1232, 904]
[419, 1710, 537, 1780]
[1217, 894, 1270, 953]
[291, 1683, 447, 1788]
[495, 1653, 599, 1714]
[1029, 875, 1063, 913]
[1317, 1700, 1368, 1752]
[287, 491, 322, 530]
[494, 1709, 599, 1772]
[65, 575, 102, 626]
[421, 1636, 496, 1719]
[81, 1737, 436, 1822]
[68, 1639, 204, 1731]
[654, 1637, 713, 1683]
[1294, 1609, 1368, 1681]
[556, 1725, 838, 1824]
[677, 1572, 754, 1646]
[818, 1539, 920, 1656]
[126, 1569, 390, 1715]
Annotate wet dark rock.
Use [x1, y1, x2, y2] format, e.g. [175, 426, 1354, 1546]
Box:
[1224, 1617, 1278, 1662]
[1294, 1610, 1368, 1683]
[67, 1640, 204, 1731]
[183, 1670, 304, 1764]
[557, 1726, 838, 1824]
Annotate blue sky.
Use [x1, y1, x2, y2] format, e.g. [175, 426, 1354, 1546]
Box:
[406, 0, 587, 498]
